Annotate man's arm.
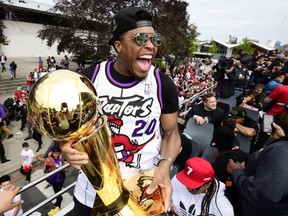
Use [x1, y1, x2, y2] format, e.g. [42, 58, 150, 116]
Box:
[235, 122, 257, 137]
[264, 95, 273, 104]
[0, 186, 23, 214]
[159, 112, 181, 165]
[185, 105, 206, 124]
[146, 112, 181, 212]
[11, 194, 21, 216]
[226, 67, 238, 81]
[227, 142, 288, 208]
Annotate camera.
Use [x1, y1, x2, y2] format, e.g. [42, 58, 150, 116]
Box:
[218, 57, 234, 70]
[240, 55, 255, 69]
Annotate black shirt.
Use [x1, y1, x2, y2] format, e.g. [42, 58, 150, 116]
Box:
[186, 103, 225, 128]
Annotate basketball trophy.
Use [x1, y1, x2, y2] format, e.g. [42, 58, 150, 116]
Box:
[27, 70, 164, 215]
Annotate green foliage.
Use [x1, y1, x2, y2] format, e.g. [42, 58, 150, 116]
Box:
[208, 41, 218, 54]
[236, 37, 255, 55]
[0, 23, 9, 45]
[0, 3, 9, 45]
[189, 41, 199, 56]
[37, 0, 199, 61]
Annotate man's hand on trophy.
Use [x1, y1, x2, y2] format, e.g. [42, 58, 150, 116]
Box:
[59, 125, 96, 169]
[146, 160, 172, 212]
[60, 140, 89, 169]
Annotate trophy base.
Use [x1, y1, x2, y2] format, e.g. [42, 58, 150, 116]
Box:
[124, 169, 165, 216]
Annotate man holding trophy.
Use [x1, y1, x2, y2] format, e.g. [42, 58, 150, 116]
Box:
[58, 6, 181, 215]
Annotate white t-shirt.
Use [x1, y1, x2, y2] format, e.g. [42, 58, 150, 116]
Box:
[171, 177, 234, 216]
[1, 55, 6, 63]
[1, 188, 23, 216]
[185, 71, 191, 80]
[21, 149, 34, 166]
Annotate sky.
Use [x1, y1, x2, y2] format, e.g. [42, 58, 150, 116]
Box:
[187, 0, 288, 46]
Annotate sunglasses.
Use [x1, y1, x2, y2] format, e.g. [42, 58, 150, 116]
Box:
[188, 183, 207, 192]
[131, 32, 163, 47]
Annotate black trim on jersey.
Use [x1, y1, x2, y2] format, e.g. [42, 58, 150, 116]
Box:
[80, 62, 179, 114]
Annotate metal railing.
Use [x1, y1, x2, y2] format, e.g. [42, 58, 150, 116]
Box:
[179, 81, 218, 117]
[19, 163, 75, 216]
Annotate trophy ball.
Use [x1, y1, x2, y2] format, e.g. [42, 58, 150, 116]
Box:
[27, 70, 98, 140]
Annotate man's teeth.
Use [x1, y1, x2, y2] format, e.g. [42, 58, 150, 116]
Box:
[139, 55, 152, 59]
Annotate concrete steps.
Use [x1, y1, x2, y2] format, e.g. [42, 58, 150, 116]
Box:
[0, 77, 27, 100]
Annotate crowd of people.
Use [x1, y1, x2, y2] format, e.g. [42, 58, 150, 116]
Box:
[1, 5, 288, 216]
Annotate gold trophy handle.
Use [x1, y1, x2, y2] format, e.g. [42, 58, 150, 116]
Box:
[73, 116, 147, 215]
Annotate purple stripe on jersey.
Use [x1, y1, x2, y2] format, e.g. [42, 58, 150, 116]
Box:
[106, 61, 139, 88]
[91, 64, 100, 83]
[155, 68, 163, 109]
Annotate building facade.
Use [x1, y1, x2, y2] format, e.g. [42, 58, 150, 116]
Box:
[0, 0, 67, 58]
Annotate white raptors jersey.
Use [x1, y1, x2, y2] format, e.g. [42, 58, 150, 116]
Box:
[93, 61, 162, 179]
[74, 61, 164, 207]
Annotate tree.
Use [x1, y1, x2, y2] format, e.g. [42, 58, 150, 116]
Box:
[236, 37, 255, 55]
[0, 22, 9, 45]
[189, 40, 199, 56]
[149, 0, 199, 66]
[0, 2, 9, 45]
[37, 0, 199, 62]
[208, 41, 218, 55]
[37, 0, 113, 62]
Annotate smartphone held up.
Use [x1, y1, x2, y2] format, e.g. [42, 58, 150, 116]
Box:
[263, 114, 274, 133]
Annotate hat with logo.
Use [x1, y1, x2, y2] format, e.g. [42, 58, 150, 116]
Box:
[230, 106, 247, 118]
[176, 157, 215, 189]
[108, 7, 154, 45]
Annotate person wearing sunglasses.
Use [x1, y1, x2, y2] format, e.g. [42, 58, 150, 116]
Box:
[171, 157, 234, 216]
[60, 6, 181, 215]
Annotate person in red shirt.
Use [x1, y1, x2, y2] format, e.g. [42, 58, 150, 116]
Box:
[14, 86, 22, 100]
[26, 72, 35, 92]
[264, 84, 288, 116]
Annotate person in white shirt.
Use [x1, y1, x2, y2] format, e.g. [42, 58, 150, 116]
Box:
[1, 53, 7, 72]
[0, 175, 23, 216]
[171, 157, 234, 216]
[20, 142, 34, 184]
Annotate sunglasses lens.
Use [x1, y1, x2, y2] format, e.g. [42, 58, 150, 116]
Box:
[134, 33, 163, 47]
[134, 33, 148, 46]
[152, 33, 163, 46]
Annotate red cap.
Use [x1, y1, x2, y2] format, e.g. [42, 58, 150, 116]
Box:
[176, 157, 215, 189]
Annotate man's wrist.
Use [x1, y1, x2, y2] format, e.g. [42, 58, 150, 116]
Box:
[157, 156, 173, 167]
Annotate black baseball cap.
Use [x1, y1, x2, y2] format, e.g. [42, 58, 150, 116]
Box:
[230, 106, 247, 118]
[108, 7, 154, 45]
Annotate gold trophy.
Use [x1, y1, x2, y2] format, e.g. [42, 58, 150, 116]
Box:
[27, 70, 164, 215]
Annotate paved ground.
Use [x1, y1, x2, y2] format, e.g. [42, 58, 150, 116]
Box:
[0, 57, 79, 102]
[0, 57, 80, 179]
